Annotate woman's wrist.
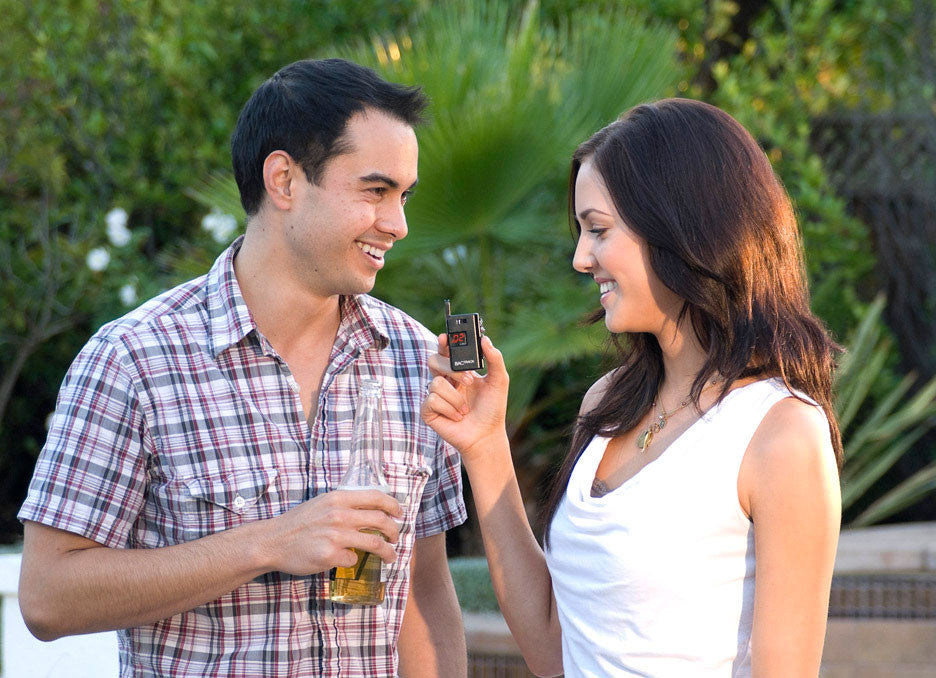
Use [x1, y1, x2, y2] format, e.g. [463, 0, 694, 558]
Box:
[461, 431, 511, 463]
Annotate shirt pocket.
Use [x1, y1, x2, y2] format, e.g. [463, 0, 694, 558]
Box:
[382, 461, 429, 540]
[178, 466, 279, 541]
[378, 460, 430, 592]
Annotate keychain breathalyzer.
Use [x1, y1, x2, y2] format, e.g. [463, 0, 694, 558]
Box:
[444, 300, 485, 372]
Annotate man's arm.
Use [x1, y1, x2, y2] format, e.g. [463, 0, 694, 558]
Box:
[19, 489, 401, 641]
[397, 532, 466, 677]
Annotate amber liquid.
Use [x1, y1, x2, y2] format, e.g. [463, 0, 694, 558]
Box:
[328, 529, 386, 605]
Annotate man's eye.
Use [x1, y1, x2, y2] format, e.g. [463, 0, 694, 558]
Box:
[401, 191, 412, 205]
[369, 186, 387, 197]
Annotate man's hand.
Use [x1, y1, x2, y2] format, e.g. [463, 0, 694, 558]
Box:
[261, 488, 402, 575]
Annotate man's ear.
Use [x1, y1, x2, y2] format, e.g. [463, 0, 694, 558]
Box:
[262, 151, 297, 210]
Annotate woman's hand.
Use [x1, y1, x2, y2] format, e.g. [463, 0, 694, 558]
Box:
[422, 335, 562, 675]
[421, 335, 509, 462]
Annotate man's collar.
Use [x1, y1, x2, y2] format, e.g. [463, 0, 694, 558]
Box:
[339, 294, 391, 353]
[206, 236, 256, 358]
[205, 236, 391, 358]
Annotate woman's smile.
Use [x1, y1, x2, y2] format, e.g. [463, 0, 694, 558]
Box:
[597, 278, 618, 303]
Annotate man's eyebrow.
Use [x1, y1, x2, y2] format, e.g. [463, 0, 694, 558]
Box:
[359, 173, 418, 192]
[577, 207, 612, 221]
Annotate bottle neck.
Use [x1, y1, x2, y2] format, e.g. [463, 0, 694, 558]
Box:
[339, 387, 388, 490]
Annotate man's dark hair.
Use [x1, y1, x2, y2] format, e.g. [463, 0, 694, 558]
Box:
[231, 58, 428, 216]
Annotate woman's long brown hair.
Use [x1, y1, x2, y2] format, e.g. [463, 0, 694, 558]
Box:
[541, 99, 842, 546]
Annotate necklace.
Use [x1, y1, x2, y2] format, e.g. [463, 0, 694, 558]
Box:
[635, 377, 721, 451]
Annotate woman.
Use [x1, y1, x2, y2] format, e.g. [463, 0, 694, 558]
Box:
[422, 99, 842, 677]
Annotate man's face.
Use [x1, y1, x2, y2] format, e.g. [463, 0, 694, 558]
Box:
[283, 108, 418, 299]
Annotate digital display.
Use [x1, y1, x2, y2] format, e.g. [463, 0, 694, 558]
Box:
[450, 331, 469, 347]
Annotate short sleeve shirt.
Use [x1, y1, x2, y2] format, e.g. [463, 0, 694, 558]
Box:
[19, 236, 467, 677]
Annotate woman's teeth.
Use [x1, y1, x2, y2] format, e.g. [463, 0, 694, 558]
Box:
[599, 281, 618, 294]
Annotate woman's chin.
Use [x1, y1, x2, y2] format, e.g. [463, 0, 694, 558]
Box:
[604, 313, 650, 335]
[604, 316, 628, 334]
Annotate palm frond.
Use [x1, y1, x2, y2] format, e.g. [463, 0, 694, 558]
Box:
[842, 426, 929, 509]
[184, 171, 245, 221]
[838, 294, 936, 525]
[850, 461, 936, 527]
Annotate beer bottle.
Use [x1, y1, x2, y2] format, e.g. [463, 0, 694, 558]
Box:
[328, 378, 390, 605]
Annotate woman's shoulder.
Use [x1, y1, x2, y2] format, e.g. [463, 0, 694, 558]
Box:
[579, 369, 621, 417]
[744, 379, 833, 465]
[754, 392, 829, 445]
[740, 391, 839, 509]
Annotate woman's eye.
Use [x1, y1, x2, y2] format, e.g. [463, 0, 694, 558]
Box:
[588, 227, 607, 238]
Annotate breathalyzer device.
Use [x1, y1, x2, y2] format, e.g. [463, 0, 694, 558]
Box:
[444, 300, 485, 372]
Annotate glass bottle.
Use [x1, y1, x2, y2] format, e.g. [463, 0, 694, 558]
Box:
[328, 378, 390, 605]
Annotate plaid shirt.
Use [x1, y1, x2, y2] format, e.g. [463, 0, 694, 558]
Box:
[19, 237, 466, 677]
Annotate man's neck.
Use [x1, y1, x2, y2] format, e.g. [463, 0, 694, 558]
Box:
[234, 223, 341, 356]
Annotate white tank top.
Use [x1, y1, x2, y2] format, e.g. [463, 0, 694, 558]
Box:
[545, 378, 824, 677]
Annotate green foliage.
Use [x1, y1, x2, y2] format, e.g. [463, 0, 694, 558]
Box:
[449, 556, 499, 613]
[0, 0, 423, 253]
[187, 0, 680, 430]
[837, 295, 936, 526]
[0, 0, 421, 360]
[703, 0, 884, 339]
[706, 2, 936, 524]
[342, 0, 680, 425]
[3, 0, 934, 544]
[0, 0, 422, 542]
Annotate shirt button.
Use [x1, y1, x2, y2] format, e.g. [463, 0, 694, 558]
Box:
[233, 495, 246, 510]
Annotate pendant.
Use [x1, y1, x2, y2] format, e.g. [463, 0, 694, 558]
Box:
[657, 414, 667, 430]
[636, 428, 653, 449]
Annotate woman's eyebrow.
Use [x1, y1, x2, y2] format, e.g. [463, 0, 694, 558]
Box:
[577, 207, 612, 221]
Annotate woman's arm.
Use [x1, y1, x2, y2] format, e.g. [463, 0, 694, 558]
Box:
[422, 336, 562, 677]
[739, 397, 841, 677]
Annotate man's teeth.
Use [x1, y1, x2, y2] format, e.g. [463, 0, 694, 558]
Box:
[356, 242, 385, 259]
[599, 281, 618, 294]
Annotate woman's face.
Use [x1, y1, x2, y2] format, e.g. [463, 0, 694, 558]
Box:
[571, 159, 683, 335]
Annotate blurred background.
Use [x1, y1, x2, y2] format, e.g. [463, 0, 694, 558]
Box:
[2, 0, 935, 560]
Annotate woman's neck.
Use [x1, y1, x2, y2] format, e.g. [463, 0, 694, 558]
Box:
[655, 323, 711, 405]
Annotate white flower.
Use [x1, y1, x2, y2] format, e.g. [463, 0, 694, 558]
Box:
[201, 208, 238, 244]
[119, 283, 137, 306]
[106, 207, 132, 247]
[86, 247, 111, 272]
[441, 244, 468, 267]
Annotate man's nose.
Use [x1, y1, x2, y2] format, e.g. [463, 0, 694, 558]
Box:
[377, 201, 408, 241]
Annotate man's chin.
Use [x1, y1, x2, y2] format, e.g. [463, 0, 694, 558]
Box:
[343, 278, 377, 297]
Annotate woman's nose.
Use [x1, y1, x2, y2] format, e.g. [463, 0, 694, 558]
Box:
[572, 236, 594, 273]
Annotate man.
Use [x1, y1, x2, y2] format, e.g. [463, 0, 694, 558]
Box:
[18, 58, 468, 677]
